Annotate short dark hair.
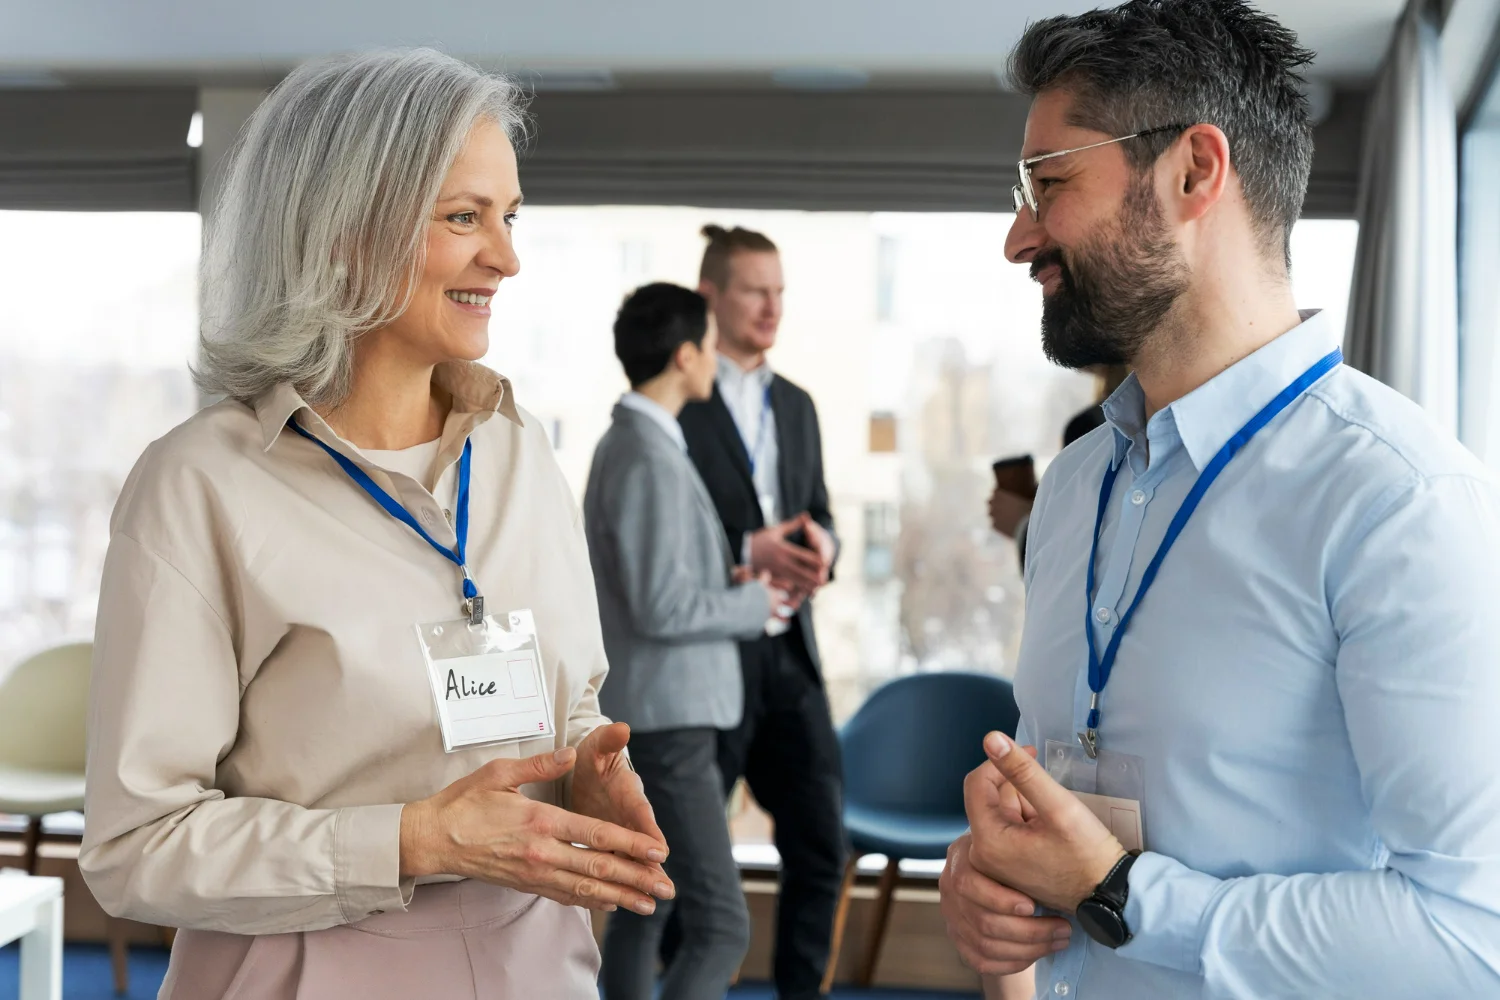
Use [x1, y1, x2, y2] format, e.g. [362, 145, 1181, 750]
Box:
[1008, 0, 1315, 267]
[698, 224, 778, 288]
[613, 282, 710, 388]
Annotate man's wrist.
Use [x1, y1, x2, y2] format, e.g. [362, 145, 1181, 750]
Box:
[1075, 850, 1138, 949]
[982, 968, 1037, 1000]
[1069, 846, 1131, 913]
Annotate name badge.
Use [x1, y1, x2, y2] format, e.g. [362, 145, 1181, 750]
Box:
[415, 609, 555, 753]
[1045, 739, 1146, 853]
[1073, 791, 1143, 854]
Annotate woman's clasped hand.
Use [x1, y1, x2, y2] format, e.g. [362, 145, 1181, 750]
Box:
[399, 741, 676, 916]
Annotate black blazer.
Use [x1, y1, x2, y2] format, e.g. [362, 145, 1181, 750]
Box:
[679, 373, 838, 676]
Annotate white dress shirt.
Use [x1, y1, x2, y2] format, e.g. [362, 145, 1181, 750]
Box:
[716, 354, 780, 522]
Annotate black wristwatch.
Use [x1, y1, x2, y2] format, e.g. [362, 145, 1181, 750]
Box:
[1076, 852, 1137, 949]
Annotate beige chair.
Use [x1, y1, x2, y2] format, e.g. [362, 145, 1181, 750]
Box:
[0, 641, 132, 993]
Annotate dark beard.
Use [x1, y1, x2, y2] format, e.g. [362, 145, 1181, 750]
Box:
[1035, 178, 1189, 371]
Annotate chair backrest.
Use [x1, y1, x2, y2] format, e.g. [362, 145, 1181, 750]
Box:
[0, 641, 92, 772]
[840, 672, 1020, 817]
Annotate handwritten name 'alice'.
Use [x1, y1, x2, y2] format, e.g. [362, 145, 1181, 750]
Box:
[446, 669, 498, 701]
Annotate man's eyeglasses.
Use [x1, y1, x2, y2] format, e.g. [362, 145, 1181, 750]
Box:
[1011, 125, 1188, 220]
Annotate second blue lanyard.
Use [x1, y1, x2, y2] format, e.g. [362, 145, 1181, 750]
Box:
[740, 385, 774, 477]
[1081, 349, 1343, 757]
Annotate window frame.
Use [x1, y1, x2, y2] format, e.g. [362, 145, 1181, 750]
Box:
[1457, 32, 1500, 462]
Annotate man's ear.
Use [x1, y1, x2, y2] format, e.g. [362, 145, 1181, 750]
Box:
[1170, 123, 1231, 224]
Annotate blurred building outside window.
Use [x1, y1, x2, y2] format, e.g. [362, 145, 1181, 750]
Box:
[0, 211, 200, 689]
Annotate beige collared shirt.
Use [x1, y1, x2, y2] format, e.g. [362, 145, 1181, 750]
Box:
[79, 362, 611, 936]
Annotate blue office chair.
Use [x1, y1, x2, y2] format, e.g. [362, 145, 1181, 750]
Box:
[821, 672, 1020, 991]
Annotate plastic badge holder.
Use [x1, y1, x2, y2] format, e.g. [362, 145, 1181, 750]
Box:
[416, 609, 555, 753]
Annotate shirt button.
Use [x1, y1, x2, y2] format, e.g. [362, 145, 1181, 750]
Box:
[1095, 607, 1112, 624]
[1054, 981, 1071, 996]
[1131, 489, 1147, 505]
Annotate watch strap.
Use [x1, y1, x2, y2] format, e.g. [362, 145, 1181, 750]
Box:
[1093, 852, 1136, 909]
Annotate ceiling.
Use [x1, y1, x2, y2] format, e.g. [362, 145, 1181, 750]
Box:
[0, 0, 1405, 88]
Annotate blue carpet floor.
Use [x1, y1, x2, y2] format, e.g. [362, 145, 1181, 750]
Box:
[0, 943, 170, 1000]
[0, 943, 978, 999]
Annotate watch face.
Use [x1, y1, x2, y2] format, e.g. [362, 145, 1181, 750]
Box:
[1077, 899, 1130, 949]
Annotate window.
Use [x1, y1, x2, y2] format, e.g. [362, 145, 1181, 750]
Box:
[1289, 219, 1360, 339]
[0, 212, 200, 679]
[1460, 59, 1500, 466]
[487, 208, 1090, 727]
[867, 411, 897, 453]
[488, 208, 1360, 739]
[862, 501, 899, 583]
[619, 239, 653, 285]
[875, 234, 898, 322]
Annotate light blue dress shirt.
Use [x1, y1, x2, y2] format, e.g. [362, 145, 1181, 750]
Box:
[1015, 310, 1500, 998]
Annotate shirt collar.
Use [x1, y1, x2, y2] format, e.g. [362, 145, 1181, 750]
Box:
[716, 352, 773, 393]
[253, 360, 523, 453]
[1103, 309, 1340, 472]
[618, 392, 688, 452]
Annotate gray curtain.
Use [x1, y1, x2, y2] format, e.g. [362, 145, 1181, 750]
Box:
[516, 87, 1366, 215]
[0, 88, 198, 212]
[1344, 0, 1460, 432]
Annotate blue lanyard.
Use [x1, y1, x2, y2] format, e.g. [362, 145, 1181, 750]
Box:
[739, 384, 774, 478]
[1081, 348, 1342, 758]
[288, 420, 484, 624]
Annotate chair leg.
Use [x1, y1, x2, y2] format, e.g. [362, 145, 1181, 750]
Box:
[856, 857, 901, 988]
[108, 917, 130, 995]
[820, 855, 860, 994]
[21, 816, 43, 875]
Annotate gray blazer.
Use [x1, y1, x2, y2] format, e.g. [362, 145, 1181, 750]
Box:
[584, 403, 771, 732]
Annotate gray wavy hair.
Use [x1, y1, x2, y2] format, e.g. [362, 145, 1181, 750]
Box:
[194, 48, 527, 404]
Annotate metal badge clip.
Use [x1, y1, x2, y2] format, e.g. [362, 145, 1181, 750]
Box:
[464, 595, 485, 627]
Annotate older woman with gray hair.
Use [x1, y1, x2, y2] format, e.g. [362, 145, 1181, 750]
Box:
[79, 48, 674, 999]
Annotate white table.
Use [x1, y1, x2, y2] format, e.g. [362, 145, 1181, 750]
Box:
[0, 873, 63, 1000]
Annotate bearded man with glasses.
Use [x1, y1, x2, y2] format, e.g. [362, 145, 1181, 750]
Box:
[940, 2, 1500, 999]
